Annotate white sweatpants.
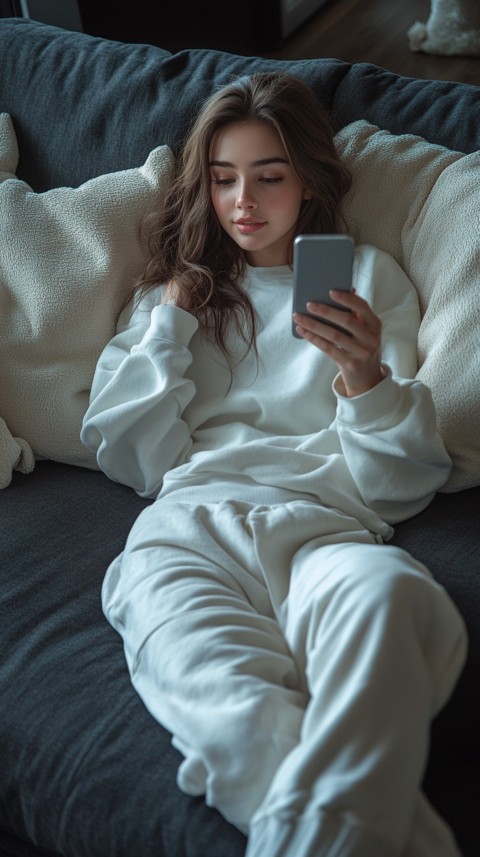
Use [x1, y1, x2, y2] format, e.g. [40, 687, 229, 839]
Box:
[102, 498, 467, 857]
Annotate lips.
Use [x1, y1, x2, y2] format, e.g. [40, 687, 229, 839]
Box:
[234, 219, 266, 234]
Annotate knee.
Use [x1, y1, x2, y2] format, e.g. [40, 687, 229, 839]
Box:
[328, 544, 441, 633]
[314, 544, 465, 676]
[288, 542, 440, 652]
[291, 541, 431, 609]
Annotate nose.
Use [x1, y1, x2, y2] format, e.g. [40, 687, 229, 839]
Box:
[236, 179, 257, 210]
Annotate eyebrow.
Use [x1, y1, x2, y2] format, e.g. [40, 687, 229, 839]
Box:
[209, 157, 290, 168]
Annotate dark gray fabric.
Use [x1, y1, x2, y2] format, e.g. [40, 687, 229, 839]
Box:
[0, 18, 343, 191]
[0, 830, 57, 857]
[332, 64, 480, 153]
[392, 493, 480, 857]
[1, 18, 479, 195]
[0, 463, 247, 857]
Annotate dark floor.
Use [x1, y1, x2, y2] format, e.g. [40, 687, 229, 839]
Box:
[267, 0, 480, 85]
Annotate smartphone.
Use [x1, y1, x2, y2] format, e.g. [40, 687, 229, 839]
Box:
[292, 234, 354, 337]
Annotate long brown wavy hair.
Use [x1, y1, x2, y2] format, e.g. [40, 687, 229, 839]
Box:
[133, 72, 352, 359]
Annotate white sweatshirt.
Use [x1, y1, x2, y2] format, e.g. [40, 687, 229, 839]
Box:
[81, 245, 451, 539]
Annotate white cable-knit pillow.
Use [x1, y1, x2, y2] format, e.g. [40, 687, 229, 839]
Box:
[0, 113, 173, 481]
[336, 120, 480, 491]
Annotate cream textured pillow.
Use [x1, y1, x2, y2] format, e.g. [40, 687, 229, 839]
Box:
[0, 113, 174, 477]
[336, 120, 480, 491]
[0, 418, 35, 489]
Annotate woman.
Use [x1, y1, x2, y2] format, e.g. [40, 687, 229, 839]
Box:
[81, 73, 466, 856]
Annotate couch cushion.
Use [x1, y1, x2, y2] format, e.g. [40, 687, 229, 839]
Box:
[0, 113, 173, 471]
[392, 489, 480, 857]
[0, 18, 347, 192]
[0, 462, 478, 856]
[337, 121, 480, 491]
[1, 18, 479, 198]
[0, 462, 247, 857]
[0, 416, 35, 489]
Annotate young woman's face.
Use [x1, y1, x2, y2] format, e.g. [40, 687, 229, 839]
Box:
[209, 120, 309, 267]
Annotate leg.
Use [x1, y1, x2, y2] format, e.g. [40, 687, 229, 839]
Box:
[247, 542, 467, 856]
[102, 499, 307, 832]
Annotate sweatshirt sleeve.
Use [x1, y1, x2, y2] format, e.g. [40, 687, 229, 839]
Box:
[334, 368, 451, 524]
[333, 247, 452, 524]
[81, 295, 198, 498]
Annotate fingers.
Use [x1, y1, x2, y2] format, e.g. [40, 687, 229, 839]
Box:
[293, 291, 385, 396]
[315, 290, 380, 339]
[294, 291, 381, 351]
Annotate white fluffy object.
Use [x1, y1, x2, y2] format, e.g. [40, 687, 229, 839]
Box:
[408, 0, 480, 55]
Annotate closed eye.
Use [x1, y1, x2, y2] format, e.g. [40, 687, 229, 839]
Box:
[211, 175, 284, 186]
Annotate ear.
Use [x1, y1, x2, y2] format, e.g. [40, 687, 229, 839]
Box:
[303, 189, 313, 200]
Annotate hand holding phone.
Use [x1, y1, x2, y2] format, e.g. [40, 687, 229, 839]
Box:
[292, 234, 354, 338]
[293, 235, 385, 396]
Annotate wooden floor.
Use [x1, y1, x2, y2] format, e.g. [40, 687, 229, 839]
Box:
[265, 0, 480, 85]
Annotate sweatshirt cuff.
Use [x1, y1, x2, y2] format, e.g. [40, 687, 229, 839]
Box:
[334, 364, 402, 428]
[141, 303, 199, 347]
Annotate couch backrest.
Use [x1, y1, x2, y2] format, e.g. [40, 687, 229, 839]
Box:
[1, 17, 479, 191]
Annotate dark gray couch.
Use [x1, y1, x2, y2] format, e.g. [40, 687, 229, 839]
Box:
[0, 17, 478, 857]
